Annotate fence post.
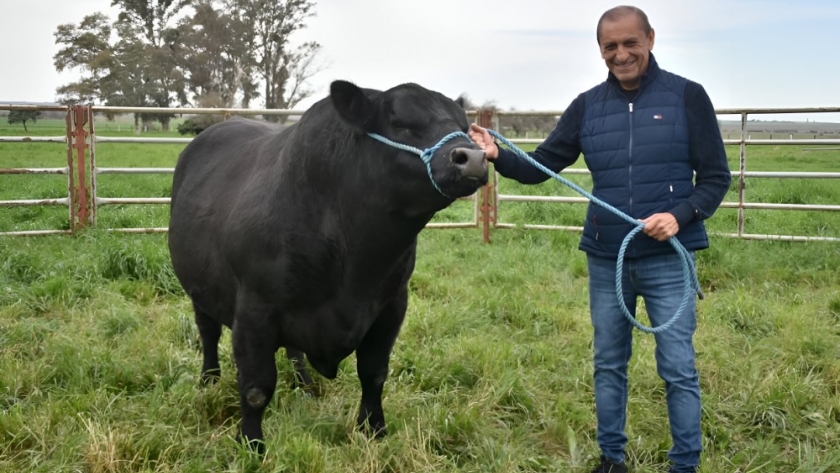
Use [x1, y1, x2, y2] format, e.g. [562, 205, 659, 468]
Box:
[478, 109, 496, 243]
[737, 112, 747, 238]
[70, 105, 91, 230]
[64, 107, 77, 234]
[87, 105, 98, 225]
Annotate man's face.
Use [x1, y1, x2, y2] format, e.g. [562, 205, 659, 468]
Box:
[599, 15, 655, 90]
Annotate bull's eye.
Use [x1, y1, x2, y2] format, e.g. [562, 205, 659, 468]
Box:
[393, 124, 416, 137]
[391, 117, 428, 138]
[390, 112, 428, 136]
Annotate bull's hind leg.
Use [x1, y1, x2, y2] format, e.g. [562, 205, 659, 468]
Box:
[354, 290, 408, 437]
[285, 348, 316, 395]
[192, 302, 223, 385]
[231, 305, 278, 451]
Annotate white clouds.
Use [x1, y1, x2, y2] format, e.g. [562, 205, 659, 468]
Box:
[293, 0, 609, 109]
[293, 0, 840, 114]
[1, 1, 119, 103]
[2, 0, 839, 120]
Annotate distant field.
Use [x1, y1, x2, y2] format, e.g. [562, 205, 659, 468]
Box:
[2, 119, 838, 240]
[1, 118, 839, 473]
[718, 118, 840, 138]
[0, 116, 193, 136]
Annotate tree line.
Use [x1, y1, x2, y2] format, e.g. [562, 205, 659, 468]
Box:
[5, 111, 43, 133]
[53, 0, 321, 132]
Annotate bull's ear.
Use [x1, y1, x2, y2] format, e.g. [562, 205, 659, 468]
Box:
[330, 80, 375, 132]
[454, 93, 472, 110]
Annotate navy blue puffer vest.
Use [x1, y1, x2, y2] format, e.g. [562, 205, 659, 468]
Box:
[579, 59, 709, 258]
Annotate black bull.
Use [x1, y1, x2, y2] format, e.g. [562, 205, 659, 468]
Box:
[168, 80, 489, 448]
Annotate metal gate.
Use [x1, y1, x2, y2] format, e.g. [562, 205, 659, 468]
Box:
[2, 103, 839, 242]
[0, 104, 91, 236]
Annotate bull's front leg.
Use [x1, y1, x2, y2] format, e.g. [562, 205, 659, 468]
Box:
[354, 291, 407, 437]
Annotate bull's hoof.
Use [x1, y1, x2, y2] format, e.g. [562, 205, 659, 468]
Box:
[200, 369, 221, 386]
[290, 381, 319, 398]
[371, 425, 387, 439]
[357, 421, 387, 439]
[236, 433, 266, 455]
[290, 372, 319, 397]
[307, 356, 339, 380]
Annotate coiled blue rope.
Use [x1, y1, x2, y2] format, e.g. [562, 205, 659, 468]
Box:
[487, 129, 701, 334]
[367, 131, 472, 198]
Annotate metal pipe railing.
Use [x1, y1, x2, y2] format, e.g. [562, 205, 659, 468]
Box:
[2, 103, 839, 240]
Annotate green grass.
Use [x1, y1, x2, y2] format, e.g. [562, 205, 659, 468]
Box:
[1, 122, 840, 472]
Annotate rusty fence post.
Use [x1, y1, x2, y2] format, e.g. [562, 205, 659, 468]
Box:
[477, 109, 496, 243]
[70, 105, 91, 230]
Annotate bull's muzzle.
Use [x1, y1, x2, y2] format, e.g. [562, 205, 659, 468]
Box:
[450, 147, 488, 181]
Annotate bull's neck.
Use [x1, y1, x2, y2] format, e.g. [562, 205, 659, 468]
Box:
[340, 206, 430, 286]
[348, 205, 431, 253]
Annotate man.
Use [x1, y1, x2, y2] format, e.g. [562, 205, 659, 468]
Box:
[469, 6, 731, 473]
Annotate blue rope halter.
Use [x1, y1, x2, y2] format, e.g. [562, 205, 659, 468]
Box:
[365, 127, 700, 334]
[366, 131, 472, 198]
[487, 129, 702, 334]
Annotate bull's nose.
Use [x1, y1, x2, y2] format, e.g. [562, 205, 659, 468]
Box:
[450, 147, 488, 180]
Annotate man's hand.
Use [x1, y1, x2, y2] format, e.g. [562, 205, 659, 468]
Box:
[468, 123, 499, 161]
[641, 212, 679, 241]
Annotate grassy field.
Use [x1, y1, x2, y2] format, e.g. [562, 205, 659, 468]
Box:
[1, 118, 839, 472]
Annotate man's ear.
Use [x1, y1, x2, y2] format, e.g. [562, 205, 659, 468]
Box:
[330, 80, 375, 132]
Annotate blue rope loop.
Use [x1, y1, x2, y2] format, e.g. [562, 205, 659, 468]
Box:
[366, 131, 472, 198]
[487, 129, 702, 334]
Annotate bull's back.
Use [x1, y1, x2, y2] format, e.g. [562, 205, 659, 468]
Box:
[171, 118, 284, 205]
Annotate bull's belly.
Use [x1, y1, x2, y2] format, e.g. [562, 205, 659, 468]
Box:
[170, 224, 406, 379]
[277, 301, 379, 378]
[184, 282, 381, 379]
[169, 254, 237, 327]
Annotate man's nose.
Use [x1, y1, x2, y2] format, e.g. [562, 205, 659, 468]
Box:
[615, 47, 630, 61]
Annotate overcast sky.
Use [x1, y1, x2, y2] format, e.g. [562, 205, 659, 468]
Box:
[2, 0, 839, 122]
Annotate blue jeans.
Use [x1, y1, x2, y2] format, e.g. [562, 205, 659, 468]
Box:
[588, 252, 701, 471]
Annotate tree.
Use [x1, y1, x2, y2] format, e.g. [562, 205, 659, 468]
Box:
[498, 109, 558, 138]
[110, 0, 191, 130]
[53, 12, 114, 104]
[226, 0, 322, 121]
[54, 1, 190, 131]
[278, 41, 322, 110]
[112, 0, 192, 48]
[178, 0, 257, 107]
[8, 110, 43, 132]
[53, 0, 323, 127]
[176, 92, 229, 135]
[101, 20, 160, 133]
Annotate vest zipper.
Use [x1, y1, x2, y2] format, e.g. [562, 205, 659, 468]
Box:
[628, 102, 634, 212]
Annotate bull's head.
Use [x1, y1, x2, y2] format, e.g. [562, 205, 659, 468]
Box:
[330, 80, 489, 206]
